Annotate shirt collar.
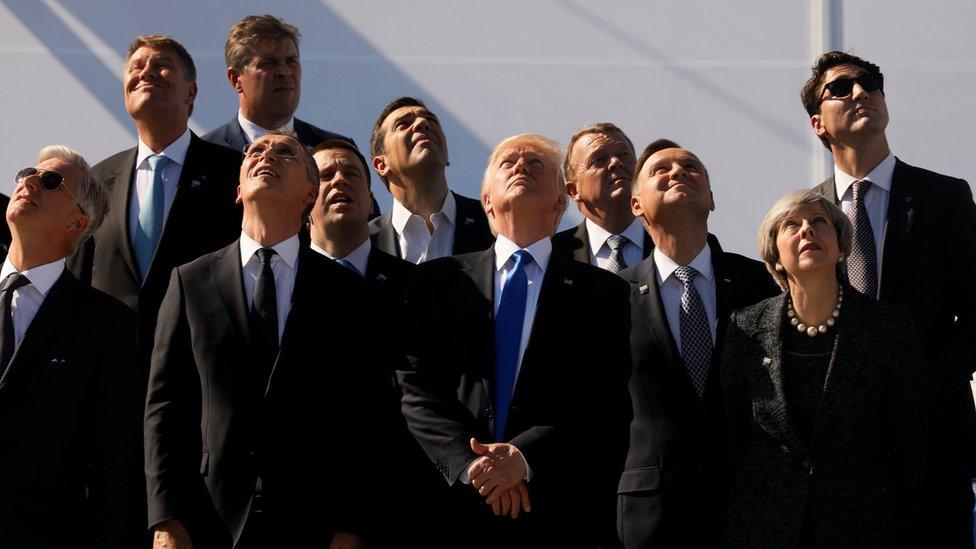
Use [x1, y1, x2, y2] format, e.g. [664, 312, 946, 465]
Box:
[494, 234, 552, 273]
[238, 110, 295, 146]
[653, 242, 713, 284]
[585, 217, 645, 253]
[310, 238, 371, 276]
[0, 257, 65, 297]
[239, 231, 300, 270]
[834, 152, 896, 199]
[136, 127, 191, 169]
[391, 191, 457, 234]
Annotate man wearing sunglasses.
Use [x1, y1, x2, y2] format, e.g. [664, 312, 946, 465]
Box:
[0, 146, 140, 548]
[804, 50, 976, 547]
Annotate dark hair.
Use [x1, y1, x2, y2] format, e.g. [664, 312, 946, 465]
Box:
[801, 51, 884, 149]
[369, 96, 429, 187]
[311, 139, 371, 190]
[631, 139, 711, 194]
[126, 35, 196, 116]
[225, 15, 300, 72]
[563, 122, 634, 182]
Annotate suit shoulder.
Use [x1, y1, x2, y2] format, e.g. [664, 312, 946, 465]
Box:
[63, 271, 132, 319]
[561, 255, 629, 293]
[201, 122, 231, 147]
[368, 211, 392, 235]
[91, 148, 136, 181]
[295, 118, 355, 147]
[721, 251, 770, 276]
[899, 159, 967, 187]
[173, 243, 235, 279]
[552, 223, 585, 253]
[731, 294, 781, 329]
[193, 136, 243, 164]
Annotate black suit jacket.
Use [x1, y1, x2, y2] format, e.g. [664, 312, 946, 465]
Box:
[0, 268, 140, 549]
[721, 288, 926, 548]
[68, 133, 243, 371]
[552, 220, 654, 266]
[816, 158, 976, 470]
[202, 115, 354, 152]
[145, 242, 384, 548]
[398, 246, 632, 548]
[370, 191, 494, 260]
[615, 237, 777, 549]
[0, 193, 10, 255]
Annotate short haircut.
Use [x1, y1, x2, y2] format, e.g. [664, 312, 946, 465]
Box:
[480, 133, 565, 197]
[37, 145, 109, 245]
[800, 51, 885, 149]
[225, 15, 300, 73]
[311, 139, 372, 190]
[369, 96, 429, 187]
[563, 122, 634, 182]
[757, 188, 853, 291]
[631, 138, 687, 194]
[256, 130, 318, 190]
[126, 35, 197, 117]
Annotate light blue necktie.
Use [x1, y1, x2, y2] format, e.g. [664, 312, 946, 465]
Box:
[134, 155, 170, 279]
[493, 249, 534, 441]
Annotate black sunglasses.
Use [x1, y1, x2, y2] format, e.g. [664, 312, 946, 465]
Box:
[820, 73, 883, 101]
[15, 167, 87, 215]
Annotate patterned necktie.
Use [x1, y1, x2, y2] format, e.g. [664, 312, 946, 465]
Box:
[0, 273, 31, 377]
[493, 249, 534, 441]
[605, 234, 629, 273]
[672, 266, 712, 399]
[848, 179, 878, 297]
[134, 154, 170, 279]
[250, 248, 279, 388]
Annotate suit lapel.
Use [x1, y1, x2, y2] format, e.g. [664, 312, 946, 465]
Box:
[211, 241, 250, 353]
[878, 159, 915, 300]
[452, 192, 483, 255]
[461, 250, 496, 395]
[632, 257, 686, 386]
[818, 176, 840, 203]
[371, 211, 400, 258]
[107, 148, 141, 285]
[571, 222, 590, 263]
[641, 230, 654, 260]
[227, 117, 249, 152]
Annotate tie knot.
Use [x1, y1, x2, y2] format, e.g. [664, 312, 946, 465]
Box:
[673, 265, 699, 285]
[852, 179, 872, 200]
[336, 258, 361, 276]
[255, 247, 276, 266]
[1, 273, 30, 294]
[511, 249, 535, 269]
[606, 234, 628, 251]
[148, 154, 170, 172]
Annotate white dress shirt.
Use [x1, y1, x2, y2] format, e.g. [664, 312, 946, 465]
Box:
[0, 258, 65, 348]
[129, 129, 192, 244]
[834, 153, 895, 277]
[493, 234, 551, 385]
[586, 217, 646, 271]
[238, 110, 295, 146]
[310, 238, 371, 278]
[654, 244, 718, 349]
[239, 232, 300, 342]
[391, 192, 457, 264]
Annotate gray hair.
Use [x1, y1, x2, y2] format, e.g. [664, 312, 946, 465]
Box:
[259, 130, 318, 190]
[37, 145, 109, 243]
[757, 188, 853, 290]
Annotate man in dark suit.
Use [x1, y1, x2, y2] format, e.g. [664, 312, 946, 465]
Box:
[553, 123, 652, 272]
[0, 145, 140, 548]
[146, 131, 381, 549]
[399, 133, 632, 548]
[69, 35, 242, 373]
[804, 51, 976, 547]
[616, 139, 778, 548]
[369, 96, 493, 262]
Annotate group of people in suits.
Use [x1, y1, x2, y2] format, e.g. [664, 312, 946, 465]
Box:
[0, 10, 972, 548]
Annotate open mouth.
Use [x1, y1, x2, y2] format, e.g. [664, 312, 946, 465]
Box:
[329, 192, 353, 205]
[799, 242, 821, 253]
[255, 166, 279, 178]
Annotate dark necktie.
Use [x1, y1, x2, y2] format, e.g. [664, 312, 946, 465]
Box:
[250, 248, 278, 387]
[848, 179, 878, 297]
[493, 249, 534, 441]
[605, 234, 629, 273]
[673, 266, 712, 399]
[336, 258, 362, 277]
[0, 273, 31, 377]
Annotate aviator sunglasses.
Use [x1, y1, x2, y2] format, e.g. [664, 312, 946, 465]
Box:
[15, 167, 87, 215]
[820, 73, 883, 102]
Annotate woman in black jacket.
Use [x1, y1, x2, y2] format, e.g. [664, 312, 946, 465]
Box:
[721, 189, 926, 548]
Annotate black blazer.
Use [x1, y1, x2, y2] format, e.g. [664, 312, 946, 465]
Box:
[0, 193, 10, 255]
[398, 247, 632, 548]
[552, 220, 654, 265]
[721, 288, 926, 548]
[816, 158, 976, 470]
[145, 242, 385, 548]
[616, 237, 777, 549]
[202, 115, 353, 152]
[0, 269, 140, 549]
[369, 191, 494, 259]
[68, 133, 243, 371]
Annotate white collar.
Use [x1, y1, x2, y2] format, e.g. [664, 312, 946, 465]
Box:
[834, 153, 896, 199]
[136, 128, 191, 169]
[585, 217, 645, 253]
[654, 242, 714, 284]
[238, 110, 295, 146]
[0, 257, 65, 297]
[391, 191, 457, 234]
[239, 231, 300, 270]
[494, 234, 552, 273]
[310, 238, 371, 276]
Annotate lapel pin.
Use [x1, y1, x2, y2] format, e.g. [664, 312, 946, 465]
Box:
[762, 357, 772, 367]
[49, 358, 67, 366]
[375, 273, 387, 283]
[639, 284, 649, 295]
[723, 278, 732, 284]
[464, 217, 475, 226]
[191, 180, 202, 189]
[563, 278, 574, 286]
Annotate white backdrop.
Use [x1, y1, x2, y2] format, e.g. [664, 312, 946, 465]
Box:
[1, 0, 974, 258]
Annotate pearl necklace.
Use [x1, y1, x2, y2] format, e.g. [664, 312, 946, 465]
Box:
[787, 286, 842, 337]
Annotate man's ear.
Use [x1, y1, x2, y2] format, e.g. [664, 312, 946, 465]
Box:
[235, 184, 243, 205]
[564, 180, 581, 202]
[810, 114, 826, 139]
[67, 213, 90, 236]
[228, 66, 242, 91]
[372, 155, 389, 180]
[631, 194, 643, 218]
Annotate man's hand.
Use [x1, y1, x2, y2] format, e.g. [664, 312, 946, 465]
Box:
[153, 519, 193, 549]
[468, 438, 529, 506]
[330, 531, 366, 549]
[489, 480, 532, 519]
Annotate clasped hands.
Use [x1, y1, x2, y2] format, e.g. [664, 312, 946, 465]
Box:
[467, 438, 532, 519]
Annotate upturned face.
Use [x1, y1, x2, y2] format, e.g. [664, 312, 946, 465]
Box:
[566, 131, 635, 216]
[811, 63, 889, 145]
[238, 134, 316, 212]
[631, 147, 713, 223]
[373, 105, 449, 181]
[8, 158, 88, 240]
[124, 46, 197, 121]
[775, 202, 842, 282]
[482, 141, 565, 230]
[310, 148, 372, 229]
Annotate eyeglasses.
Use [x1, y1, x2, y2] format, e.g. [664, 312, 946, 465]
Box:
[244, 141, 299, 160]
[15, 167, 87, 215]
[820, 73, 883, 102]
